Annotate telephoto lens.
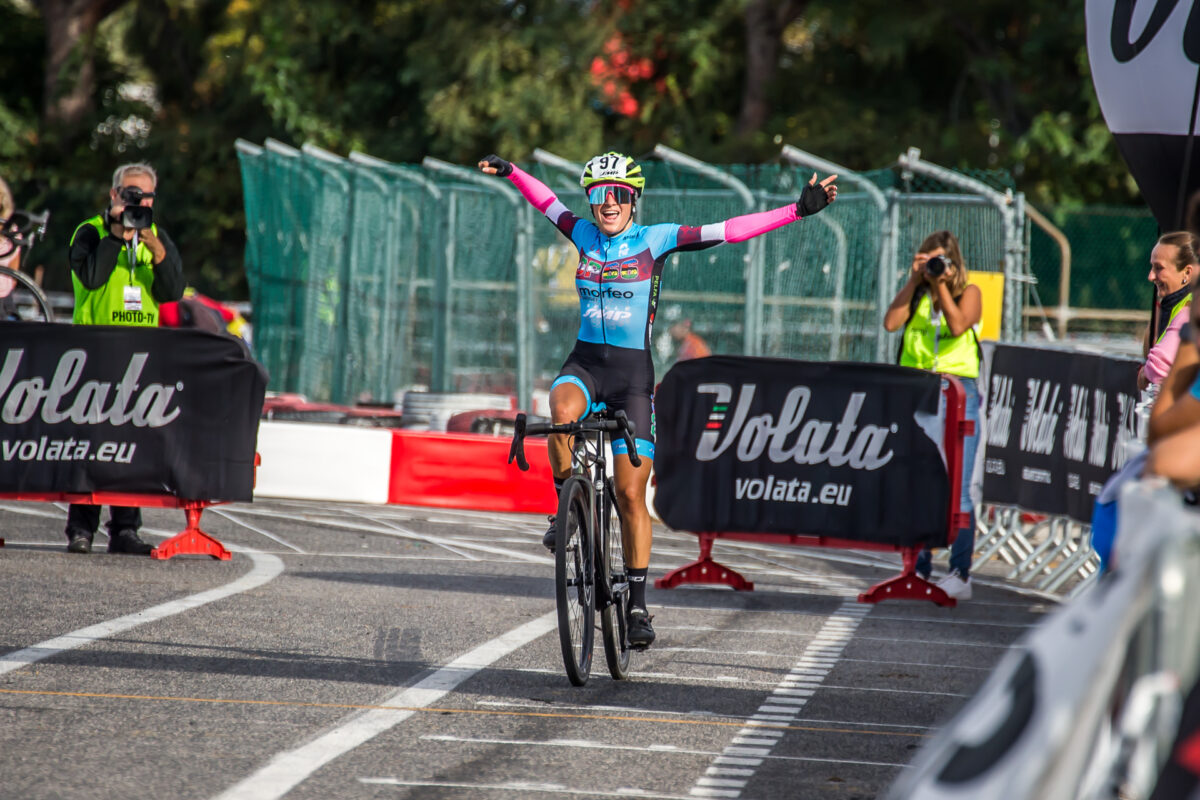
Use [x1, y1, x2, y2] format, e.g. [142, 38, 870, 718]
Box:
[924, 255, 948, 277]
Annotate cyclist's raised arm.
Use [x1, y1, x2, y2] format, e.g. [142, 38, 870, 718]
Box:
[656, 172, 839, 255]
[478, 154, 587, 241]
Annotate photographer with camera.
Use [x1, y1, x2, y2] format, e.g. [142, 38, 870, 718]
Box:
[884, 231, 983, 600]
[63, 162, 184, 555]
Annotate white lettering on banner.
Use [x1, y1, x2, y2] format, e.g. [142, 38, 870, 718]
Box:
[694, 383, 894, 469]
[1111, 393, 1139, 470]
[733, 476, 852, 506]
[0, 437, 115, 462]
[1062, 385, 1088, 462]
[1019, 378, 1061, 455]
[1021, 467, 1053, 484]
[987, 374, 1014, 447]
[985, 458, 1006, 475]
[1089, 388, 1110, 468]
[0, 348, 181, 428]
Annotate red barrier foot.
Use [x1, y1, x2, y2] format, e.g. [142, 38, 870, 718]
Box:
[150, 505, 232, 561]
[654, 533, 754, 591]
[858, 546, 955, 607]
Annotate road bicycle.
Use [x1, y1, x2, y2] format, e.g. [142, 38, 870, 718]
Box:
[0, 210, 54, 322]
[509, 408, 641, 686]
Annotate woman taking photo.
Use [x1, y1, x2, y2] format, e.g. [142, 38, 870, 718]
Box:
[884, 230, 982, 601]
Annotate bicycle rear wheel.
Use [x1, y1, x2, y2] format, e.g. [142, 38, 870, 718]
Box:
[599, 480, 631, 680]
[0, 267, 54, 322]
[555, 476, 595, 686]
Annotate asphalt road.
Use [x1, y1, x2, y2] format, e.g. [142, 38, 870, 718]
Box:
[0, 499, 1053, 800]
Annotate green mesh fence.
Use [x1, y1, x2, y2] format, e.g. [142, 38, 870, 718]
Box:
[1028, 205, 1159, 336]
[237, 141, 1034, 407]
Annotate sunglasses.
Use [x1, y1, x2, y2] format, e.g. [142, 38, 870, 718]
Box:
[586, 184, 635, 205]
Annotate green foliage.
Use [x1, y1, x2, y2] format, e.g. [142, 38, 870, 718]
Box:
[0, 0, 1150, 302]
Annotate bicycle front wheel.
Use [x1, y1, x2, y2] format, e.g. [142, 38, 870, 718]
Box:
[0, 267, 54, 322]
[599, 480, 631, 680]
[555, 476, 595, 686]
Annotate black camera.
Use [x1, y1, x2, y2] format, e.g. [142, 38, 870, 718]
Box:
[118, 186, 155, 231]
[924, 255, 950, 277]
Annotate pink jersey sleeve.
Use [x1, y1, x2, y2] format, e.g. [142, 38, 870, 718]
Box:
[723, 204, 798, 243]
[1144, 310, 1188, 384]
[506, 165, 583, 239]
[506, 165, 558, 213]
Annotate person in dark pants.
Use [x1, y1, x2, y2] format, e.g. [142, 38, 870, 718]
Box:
[64, 161, 184, 555]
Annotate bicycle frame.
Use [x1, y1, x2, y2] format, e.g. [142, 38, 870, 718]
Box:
[509, 408, 641, 682]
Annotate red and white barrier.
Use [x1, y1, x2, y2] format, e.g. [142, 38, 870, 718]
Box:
[254, 420, 557, 513]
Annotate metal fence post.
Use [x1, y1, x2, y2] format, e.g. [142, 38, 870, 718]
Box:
[420, 158, 533, 411]
[651, 144, 762, 355]
[781, 145, 887, 361]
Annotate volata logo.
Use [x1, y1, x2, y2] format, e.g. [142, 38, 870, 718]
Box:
[620, 266, 639, 279]
[602, 266, 619, 280]
[0, 348, 181, 428]
[694, 382, 895, 469]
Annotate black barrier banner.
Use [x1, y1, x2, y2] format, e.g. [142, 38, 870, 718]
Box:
[982, 343, 1140, 523]
[654, 356, 951, 548]
[0, 322, 267, 501]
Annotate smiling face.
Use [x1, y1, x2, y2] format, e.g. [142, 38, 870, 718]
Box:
[1148, 243, 1192, 298]
[589, 185, 635, 236]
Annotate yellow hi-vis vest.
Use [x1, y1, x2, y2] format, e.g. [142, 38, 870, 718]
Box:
[900, 292, 981, 378]
[69, 215, 162, 326]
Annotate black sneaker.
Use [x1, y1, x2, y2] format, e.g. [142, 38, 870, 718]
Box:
[66, 530, 93, 554]
[542, 516, 556, 551]
[627, 606, 656, 650]
[108, 529, 153, 556]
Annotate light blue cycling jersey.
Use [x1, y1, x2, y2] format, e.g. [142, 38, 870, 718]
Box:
[505, 164, 800, 352]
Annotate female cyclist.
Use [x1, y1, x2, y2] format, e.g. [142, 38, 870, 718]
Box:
[479, 151, 837, 647]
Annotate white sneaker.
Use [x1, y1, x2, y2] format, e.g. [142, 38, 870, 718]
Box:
[937, 570, 972, 601]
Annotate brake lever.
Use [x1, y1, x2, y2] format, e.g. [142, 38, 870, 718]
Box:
[508, 413, 530, 471]
[614, 410, 641, 468]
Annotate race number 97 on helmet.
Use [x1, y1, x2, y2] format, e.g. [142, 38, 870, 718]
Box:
[580, 152, 646, 200]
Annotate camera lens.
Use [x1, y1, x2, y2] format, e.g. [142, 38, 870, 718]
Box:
[925, 255, 948, 277]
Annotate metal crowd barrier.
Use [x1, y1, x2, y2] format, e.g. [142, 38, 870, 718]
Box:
[887, 480, 1200, 799]
[972, 506, 1101, 598]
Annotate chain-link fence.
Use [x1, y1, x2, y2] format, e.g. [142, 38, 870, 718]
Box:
[236, 139, 1033, 407]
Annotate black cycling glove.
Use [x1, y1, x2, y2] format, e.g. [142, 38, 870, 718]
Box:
[796, 181, 831, 217]
[481, 154, 513, 177]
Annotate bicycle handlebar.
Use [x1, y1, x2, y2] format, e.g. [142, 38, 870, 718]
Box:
[507, 410, 642, 471]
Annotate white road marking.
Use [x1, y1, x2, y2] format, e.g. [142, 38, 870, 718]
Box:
[420, 733, 901, 768]
[211, 508, 305, 553]
[0, 547, 284, 676]
[687, 600, 872, 799]
[359, 779, 694, 799]
[210, 611, 556, 800]
[230, 505, 553, 565]
[0, 503, 65, 519]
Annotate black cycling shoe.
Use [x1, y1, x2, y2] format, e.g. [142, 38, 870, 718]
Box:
[66, 530, 93, 554]
[627, 606, 656, 650]
[108, 529, 153, 555]
[542, 516, 556, 551]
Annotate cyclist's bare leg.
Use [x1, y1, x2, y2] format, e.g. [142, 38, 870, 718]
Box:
[548, 382, 588, 479]
[613, 453, 654, 570]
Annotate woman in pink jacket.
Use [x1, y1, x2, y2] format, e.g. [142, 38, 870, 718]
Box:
[1140, 231, 1200, 390]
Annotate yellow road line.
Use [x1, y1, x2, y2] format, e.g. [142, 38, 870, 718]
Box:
[0, 687, 924, 738]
